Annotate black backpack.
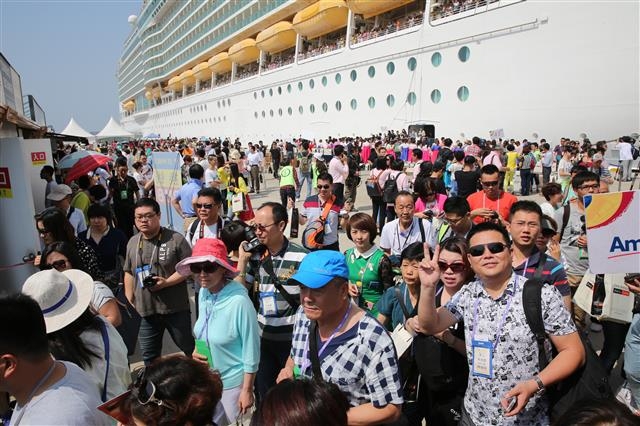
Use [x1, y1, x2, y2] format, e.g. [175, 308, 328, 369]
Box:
[383, 172, 400, 203]
[522, 264, 613, 420]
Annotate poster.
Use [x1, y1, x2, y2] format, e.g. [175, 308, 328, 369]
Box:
[585, 190, 640, 273]
[151, 152, 183, 231]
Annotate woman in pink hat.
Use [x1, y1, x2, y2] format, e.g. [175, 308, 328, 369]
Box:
[175, 238, 259, 422]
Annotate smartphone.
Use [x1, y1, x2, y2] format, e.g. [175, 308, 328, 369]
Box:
[505, 396, 517, 413]
[195, 339, 214, 369]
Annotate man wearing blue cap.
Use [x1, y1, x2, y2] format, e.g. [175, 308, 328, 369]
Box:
[277, 250, 404, 424]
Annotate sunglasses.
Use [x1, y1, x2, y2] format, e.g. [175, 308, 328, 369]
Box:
[195, 203, 215, 209]
[252, 222, 275, 233]
[133, 368, 174, 410]
[36, 227, 50, 236]
[43, 259, 67, 271]
[317, 184, 331, 190]
[437, 261, 467, 273]
[469, 242, 509, 257]
[190, 262, 220, 274]
[481, 181, 499, 187]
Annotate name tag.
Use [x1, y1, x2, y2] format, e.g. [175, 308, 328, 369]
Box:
[120, 189, 129, 200]
[472, 339, 493, 378]
[324, 222, 332, 235]
[135, 264, 151, 288]
[260, 292, 278, 317]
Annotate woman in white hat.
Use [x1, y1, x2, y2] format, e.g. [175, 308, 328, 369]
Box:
[22, 269, 131, 401]
[175, 238, 260, 422]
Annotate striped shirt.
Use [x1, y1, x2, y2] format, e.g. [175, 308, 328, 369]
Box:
[246, 239, 308, 341]
[301, 194, 343, 246]
[513, 248, 570, 296]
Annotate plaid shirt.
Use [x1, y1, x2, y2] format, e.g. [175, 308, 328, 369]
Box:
[290, 306, 404, 408]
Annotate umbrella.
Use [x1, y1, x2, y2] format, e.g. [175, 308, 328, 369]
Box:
[58, 150, 111, 169]
[64, 154, 112, 183]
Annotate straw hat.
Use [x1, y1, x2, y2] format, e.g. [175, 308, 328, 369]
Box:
[175, 238, 238, 278]
[22, 269, 94, 333]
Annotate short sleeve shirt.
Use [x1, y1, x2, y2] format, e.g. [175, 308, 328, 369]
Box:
[444, 273, 576, 425]
[379, 218, 433, 256]
[467, 190, 518, 224]
[513, 249, 570, 296]
[109, 176, 139, 208]
[123, 228, 192, 316]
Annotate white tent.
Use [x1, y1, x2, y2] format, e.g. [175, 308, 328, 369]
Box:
[60, 117, 93, 138]
[96, 117, 133, 139]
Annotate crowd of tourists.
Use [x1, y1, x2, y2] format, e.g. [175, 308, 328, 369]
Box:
[1, 132, 639, 425]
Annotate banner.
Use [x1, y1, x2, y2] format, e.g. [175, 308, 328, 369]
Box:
[151, 152, 184, 231]
[585, 190, 640, 274]
[23, 139, 54, 214]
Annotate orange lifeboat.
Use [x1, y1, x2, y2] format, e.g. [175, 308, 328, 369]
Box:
[228, 39, 260, 66]
[293, 0, 349, 39]
[256, 21, 297, 54]
[345, 0, 414, 19]
[123, 100, 135, 111]
[144, 91, 152, 100]
[208, 52, 232, 74]
[152, 87, 162, 98]
[167, 76, 182, 91]
[192, 62, 211, 80]
[179, 70, 196, 86]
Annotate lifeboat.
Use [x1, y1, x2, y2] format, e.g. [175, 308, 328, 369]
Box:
[167, 76, 182, 91]
[256, 21, 297, 54]
[345, 0, 414, 19]
[152, 87, 162, 98]
[228, 39, 260, 66]
[208, 52, 232, 74]
[179, 70, 196, 86]
[293, 0, 349, 39]
[144, 90, 152, 100]
[123, 100, 135, 111]
[192, 62, 211, 80]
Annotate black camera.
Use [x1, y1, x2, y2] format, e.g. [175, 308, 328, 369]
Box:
[220, 220, 265, 254]
[424, 209, 434, 218]
[142, 274, 157, 289]
[242, 225, 264, 253]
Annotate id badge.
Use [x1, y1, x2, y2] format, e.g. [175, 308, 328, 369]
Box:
[471, 339, 493, 378]
[135, 265, 151, 288]
[259, 292, 278, 317]
[324, 222, 332, 234]
[120, 190, 128, 200]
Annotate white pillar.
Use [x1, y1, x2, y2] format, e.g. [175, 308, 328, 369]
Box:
[346, 10, 354, 48]
[294, 34, 301, 64]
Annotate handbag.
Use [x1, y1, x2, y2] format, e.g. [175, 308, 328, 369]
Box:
[113, 285, 142, 356]
[573, 272, 634, 324]
[232, 192, 246, 213]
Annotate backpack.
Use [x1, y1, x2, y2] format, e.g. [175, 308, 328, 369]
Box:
[529, 154, 537, 170]
[522, 269, 613, 420]
[366, 172, 383, 198]
[383, 172, 400, 203]
[302, 195, 335, 250]
[298, 151, 311, 173]
[632, 145, 640, 160]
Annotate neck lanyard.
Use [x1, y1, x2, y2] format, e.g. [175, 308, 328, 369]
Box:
[471, 276, 518, 350]
[199, 292, 220, 347]
[200, 217, 222, 239]
[12, 360, 58, 426]
[355, 247, 376, 281]
[395, 219, 415, 252]
[301, 303, 352, 372]
[136, 229, 162, 269]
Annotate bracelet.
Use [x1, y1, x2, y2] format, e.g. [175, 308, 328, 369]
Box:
[533, 375, 545, 394]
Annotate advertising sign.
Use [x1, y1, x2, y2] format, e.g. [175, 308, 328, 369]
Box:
[585, 190, 640, 273]
[0, 167, 12, 198]
[151, 152, 184, 231]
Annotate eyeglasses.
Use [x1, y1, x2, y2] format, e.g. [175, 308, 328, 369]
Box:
[252, 222, 275, 233]
[135, 213, 157, 221]
[133, 368, 174, 410]
[317, 184, 331, 190]
[189, 262, 220, 274]
[481, 181, 499, 187]
[578, 183, 599, 190]
[437, 261, 467, 273]
[43, 259, 67, 271]
[444, 216, 465, 226]
[469, 242, 509, 257]
[195, 203, 216, 209]
[36, 227, 50, 236]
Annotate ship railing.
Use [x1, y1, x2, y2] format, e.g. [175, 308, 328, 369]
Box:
[351, 13, 424, 45]
[430, 0, 502, 21]
[297, 38, 346, 61]
[261, 54, 295, 72]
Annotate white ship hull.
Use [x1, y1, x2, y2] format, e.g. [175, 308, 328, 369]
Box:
[121, 1, 639, 142]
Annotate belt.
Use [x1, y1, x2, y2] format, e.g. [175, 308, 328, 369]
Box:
[280, 185, 295, 190]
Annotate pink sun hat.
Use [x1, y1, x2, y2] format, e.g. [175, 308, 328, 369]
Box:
[175, 238, 238, 278]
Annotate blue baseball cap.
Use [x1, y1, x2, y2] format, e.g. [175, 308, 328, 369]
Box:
[288, 250, 349, 289]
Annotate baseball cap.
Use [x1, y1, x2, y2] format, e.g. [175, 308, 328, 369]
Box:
[46, 184, 72, 201]
[288, 250, 349, 289]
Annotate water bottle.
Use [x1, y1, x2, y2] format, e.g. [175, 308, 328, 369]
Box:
[591, 274, 606, 316]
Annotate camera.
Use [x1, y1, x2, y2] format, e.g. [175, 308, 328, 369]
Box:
[220, 220, 265, 254]
[142, 274, 157, 289]
[490, 211, 499, 220]
[242, 225, 264, 253]
[424, 209, 434, 218]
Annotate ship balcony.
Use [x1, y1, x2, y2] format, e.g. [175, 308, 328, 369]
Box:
[429, 0, 504, 23]
[351, 11, 424, 46]
[297, 32, 346, 62]
[260, 48, 296, 73]
[235, 62, 260, 81]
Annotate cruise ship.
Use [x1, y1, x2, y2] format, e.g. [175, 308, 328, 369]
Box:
[118, 0, 639, 142]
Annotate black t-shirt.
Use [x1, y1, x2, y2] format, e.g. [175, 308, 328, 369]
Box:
[455, 170, 481, 198]
[431, 177, 447, 196]
[109, 176, 139, 207]
[270, 148, 281, 161]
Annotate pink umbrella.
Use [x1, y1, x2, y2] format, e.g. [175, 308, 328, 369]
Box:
[64, 154, 112, 183]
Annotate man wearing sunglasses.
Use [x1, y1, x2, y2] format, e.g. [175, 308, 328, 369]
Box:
[419, 222, 584, 426]
[171, 164, 205, 233]
[236, 202, 308, 401]
[467, 164, 517, 225]
[186, 187, 226, 247]
[508, 201, 571, 310]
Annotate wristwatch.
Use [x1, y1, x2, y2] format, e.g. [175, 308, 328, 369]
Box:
[533, 375, 545, 395]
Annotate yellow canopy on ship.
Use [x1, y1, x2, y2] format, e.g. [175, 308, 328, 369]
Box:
[208, 52, 232, 74]
[256, 21, 297, 54]
[167, 76, 182, 91]
[144, 91, 152, 100]
[152, 87, 162, 98]
[293, 0, 349, 40]
[123, 100, 135, 111]
[228, 39, 260, 66]
[179, 70, 196, 86]
[192, 62, 211, 80]
[345, 0, 414, 19]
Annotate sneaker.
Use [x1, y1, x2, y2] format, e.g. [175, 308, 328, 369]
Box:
[590, 322, 603, 332]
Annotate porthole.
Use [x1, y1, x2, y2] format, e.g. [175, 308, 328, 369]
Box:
[408, 57, 417, 71]
[368, 66, 375, 78]
[368, 97, 375, 109]
[335, 73, 342, 84]
[431, 52, 442, 67]
[350, 70, 357, 81]
[458, 46, 470, 62]
[278, 86, 282, 95]
[298, 81, 303, 91]
[309, 79, 315, 89]
[270, 110, 274, 117]
[350, 98, 357, 110]
[261, 110, 265, 118]
[223, 116, 226, 121]
[407, 92, 417, 105]
[269, 88, 273, 96]
[253, 92, 257, 99]
[310, 104, 315, 113]
[278, 108, 283, 116]
[335, 100, 342, 111]
[261, 90, 265, 98]
[430, 89, 442, 104]
[287, 107, 292, 115]
[322, 76, 328, 86]
[217, 101, 221, 107]
[287, 84, 292, 93]
[457, 86, 470, 101]
[254, 112, 258, 118]
[298, 105, 303, 114]
[227, 99, 231, 106]
[386, 62, 395, 75]
[322, 102, 328, 112]
[386, 94, 395, 107]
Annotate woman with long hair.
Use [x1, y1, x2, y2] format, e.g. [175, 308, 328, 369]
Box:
[413, 177, 447, 220]
[366, 157, 390, 232]
[226, 162, 254, 221]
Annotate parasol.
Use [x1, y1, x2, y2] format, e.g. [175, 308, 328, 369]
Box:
[58, 150, 111, 169]
[64, 153, 112, 183]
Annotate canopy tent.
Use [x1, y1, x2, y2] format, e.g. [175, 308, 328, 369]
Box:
[96, 117, 133, 139]
[60, 118, 93, 138]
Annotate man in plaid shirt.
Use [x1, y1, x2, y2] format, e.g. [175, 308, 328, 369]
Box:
[277, 250, 404, 424]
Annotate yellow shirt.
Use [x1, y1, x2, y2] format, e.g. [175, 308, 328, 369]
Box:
[506, 151, 518, 170]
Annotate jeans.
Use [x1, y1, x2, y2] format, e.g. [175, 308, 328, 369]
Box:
[296, 171, 312, 199]
[371, 196, 386, 230]
[542, 166, 552, 185]
[279, 186, 295, 209]
[255, 338, 292, 402]
[624, 313, 640, 410]
[139, 311, 195, 365]
[520, 168, 532, 195]
[600, 320, 630, 373]
[250, 165, 260, 192]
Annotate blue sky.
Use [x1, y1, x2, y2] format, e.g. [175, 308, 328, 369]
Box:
[0, 0, 140, 133]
